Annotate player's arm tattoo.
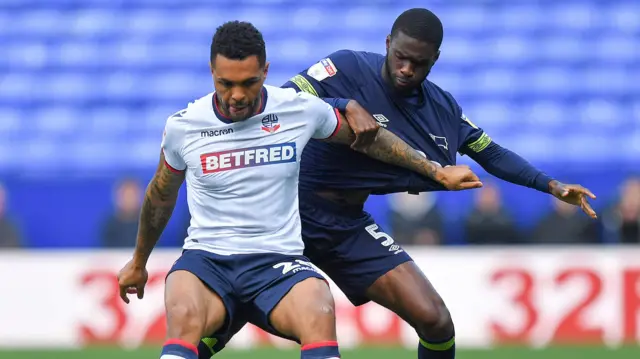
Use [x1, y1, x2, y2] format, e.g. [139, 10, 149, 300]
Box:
[363, 128, 439, 180]
[134, 151, 185, 265]
[327, 115, 439, 181]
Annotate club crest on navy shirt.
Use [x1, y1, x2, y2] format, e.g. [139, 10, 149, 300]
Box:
[429, 134, 449, 150]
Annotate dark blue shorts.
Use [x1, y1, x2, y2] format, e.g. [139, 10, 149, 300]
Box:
[168, 249, 325, 352]
[299, 191, 413, 306]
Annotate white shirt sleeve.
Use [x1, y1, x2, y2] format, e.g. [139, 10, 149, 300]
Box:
[160, 117, 187, 172]
[298, 92, 342, 140]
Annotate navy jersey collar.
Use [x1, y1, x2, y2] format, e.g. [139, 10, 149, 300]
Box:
[377, 57, 426, 108]
[212, 87, 268, 124]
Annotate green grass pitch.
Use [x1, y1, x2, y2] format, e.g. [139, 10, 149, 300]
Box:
[0, 346, 638, 359]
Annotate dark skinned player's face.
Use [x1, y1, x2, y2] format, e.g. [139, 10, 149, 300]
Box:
[210, 54, 269, 121]
[385, 31, 440, 92]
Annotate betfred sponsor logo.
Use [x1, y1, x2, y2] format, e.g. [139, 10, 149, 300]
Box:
[200, 143, 296, 174]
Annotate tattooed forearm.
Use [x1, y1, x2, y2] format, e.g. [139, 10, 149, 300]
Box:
[134, 153, 185, 265]
[326, 114, 440, 181]
[358, 128, 439, 181]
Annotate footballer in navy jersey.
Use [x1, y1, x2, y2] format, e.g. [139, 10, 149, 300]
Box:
[197, 9, 597, 359]
[279, 8, 597, 359]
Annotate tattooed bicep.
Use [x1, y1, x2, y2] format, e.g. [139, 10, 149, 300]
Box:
[148, 151, 185, 201]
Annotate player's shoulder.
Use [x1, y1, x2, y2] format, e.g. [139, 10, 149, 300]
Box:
[265, 86, 332, 124]
[327, 49, 383, 64]
[264, 84, 297, 99]
[265, 85, 325, 111]
[423, 80, 462, 118]
[165, 92, 214, 131]
[351, 50, 385, 63]
[325, 49, 359, 65]
[308, 49, 381, 82]
[264, 86, 335, 133]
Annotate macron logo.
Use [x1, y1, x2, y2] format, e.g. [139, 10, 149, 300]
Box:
[200, 143, 297, 174]
[201, 128, 234, 137]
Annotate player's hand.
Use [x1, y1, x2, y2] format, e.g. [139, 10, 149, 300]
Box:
[549, 180, 597, 219]
[117, 259, 149, 304]
[344, 100, 380, 150]
[435, 165, 483, 191]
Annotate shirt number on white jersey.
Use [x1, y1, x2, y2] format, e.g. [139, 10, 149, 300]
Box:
[365, 224, 404, 254]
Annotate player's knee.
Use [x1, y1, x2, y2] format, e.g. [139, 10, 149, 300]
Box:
[165, 299, 205, 339]
[304, 278, 336, 323]
[412, 297, 454, 340]
[296, 279, 336, 341]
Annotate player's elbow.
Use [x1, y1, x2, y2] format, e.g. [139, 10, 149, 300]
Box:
[468, 143, 506, 171]
[145, 186, 180, 206]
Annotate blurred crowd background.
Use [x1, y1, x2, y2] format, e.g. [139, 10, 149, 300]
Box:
[0, 0, 638, 249]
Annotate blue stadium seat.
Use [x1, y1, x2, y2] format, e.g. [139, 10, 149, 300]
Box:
[0, 0, 637, 174]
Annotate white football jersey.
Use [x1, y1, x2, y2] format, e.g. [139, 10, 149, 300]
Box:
[161, 85, 341, 255]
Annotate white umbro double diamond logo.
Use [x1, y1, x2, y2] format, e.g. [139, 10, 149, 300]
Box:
[372, 114, 389, 128]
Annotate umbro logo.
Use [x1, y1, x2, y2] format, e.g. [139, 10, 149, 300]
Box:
[372, 114, 389, 128]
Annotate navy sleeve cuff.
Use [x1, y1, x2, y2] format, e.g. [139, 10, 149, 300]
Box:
[533, 173, 554, 193]
[322, 98, 350, 112]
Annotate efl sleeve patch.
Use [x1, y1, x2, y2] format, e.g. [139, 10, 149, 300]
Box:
[307, 58, 338, 81]
[290, 74, 319, 97]
[466, 132, 492, 153]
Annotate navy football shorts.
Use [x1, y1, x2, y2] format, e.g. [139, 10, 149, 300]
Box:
[168, 249, 326, 352]
[299, 191, 413, 306]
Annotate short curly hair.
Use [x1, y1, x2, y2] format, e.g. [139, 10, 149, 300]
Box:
[391, 8, 443, 50]
[210, 21, 266, 67]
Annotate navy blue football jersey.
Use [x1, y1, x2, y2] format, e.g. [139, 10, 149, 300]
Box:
[282, 50, 492, 195]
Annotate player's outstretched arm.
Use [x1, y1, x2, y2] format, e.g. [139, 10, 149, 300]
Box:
[466, 141, 597, 218]
[134, 151, 185, 265]
[117, 151, 185, 303]
[454, 108, 597, 217]
[326, 109, 483, 191]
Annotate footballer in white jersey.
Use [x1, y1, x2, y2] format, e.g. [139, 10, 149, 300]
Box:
[116, 20, 481, 359]
[161, 85, 341, 256]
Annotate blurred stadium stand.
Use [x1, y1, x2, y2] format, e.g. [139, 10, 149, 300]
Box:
[0, 0, 638, 247]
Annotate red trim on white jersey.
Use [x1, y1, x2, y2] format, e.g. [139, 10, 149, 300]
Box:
[328, 108, 342, 138]
[164, 160, 185, 173]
